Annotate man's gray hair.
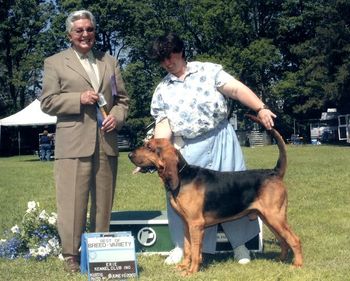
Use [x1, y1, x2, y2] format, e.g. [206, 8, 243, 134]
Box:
[65, 10, 96, 33]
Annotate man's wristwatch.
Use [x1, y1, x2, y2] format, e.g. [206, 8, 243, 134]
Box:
[256, 104, 269, 114]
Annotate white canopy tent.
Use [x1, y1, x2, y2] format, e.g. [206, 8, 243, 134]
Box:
[0, 99, 56, 126]
[0, 99, 57, 155]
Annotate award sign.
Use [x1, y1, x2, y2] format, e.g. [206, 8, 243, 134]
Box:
[81, 232, 137, 280]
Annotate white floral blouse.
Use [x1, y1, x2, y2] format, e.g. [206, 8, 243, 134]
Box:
[151, 61, 234, 138]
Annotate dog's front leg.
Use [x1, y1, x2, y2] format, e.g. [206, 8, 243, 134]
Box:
[185, 222, 204, 275]
[177, 222, 191, 272]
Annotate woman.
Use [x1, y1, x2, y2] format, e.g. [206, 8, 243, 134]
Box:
[150, 33, 276, 265]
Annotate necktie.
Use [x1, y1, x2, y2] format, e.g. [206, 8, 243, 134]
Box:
[84, 57, 99, 91]
[82, 56, 103, 127]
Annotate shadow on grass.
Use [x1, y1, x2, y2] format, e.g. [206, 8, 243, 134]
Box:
[22, 158, 55, 162]
[23, 158, 41, 162]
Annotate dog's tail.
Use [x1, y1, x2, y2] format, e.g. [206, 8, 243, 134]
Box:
[245, 114, 287, 178]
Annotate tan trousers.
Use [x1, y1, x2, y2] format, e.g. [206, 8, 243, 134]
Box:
[54, 133, 117, 256]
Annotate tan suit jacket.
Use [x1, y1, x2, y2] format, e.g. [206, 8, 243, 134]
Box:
[40, 47, 129, 158]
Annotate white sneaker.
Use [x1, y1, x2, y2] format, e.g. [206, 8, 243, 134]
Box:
[234, 245, 251, 265]
[164, 247, 183, 265]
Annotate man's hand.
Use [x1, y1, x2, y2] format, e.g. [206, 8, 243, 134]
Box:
[101, 115, 117, 132]
[80, 90, 99, 105]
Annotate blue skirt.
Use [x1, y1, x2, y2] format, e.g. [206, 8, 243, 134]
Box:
[167, 119, 260, 253]
[180, 119, 246, 171]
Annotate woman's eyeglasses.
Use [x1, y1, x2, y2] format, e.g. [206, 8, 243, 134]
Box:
[72, 27, 95, 35]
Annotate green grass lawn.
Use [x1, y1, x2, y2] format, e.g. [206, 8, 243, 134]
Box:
[0, 144, 349, 280]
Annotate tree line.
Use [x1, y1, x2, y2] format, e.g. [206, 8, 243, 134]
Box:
[1, 0, 349, 144]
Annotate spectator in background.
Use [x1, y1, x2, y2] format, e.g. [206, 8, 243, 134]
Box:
[39, 130, 52, 161]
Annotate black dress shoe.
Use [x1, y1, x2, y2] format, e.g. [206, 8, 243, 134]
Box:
[64, 255, 80, 273]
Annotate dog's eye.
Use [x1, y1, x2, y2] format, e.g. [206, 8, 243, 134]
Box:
[155, 147, 162, 155]
[145, 142, 152, 150]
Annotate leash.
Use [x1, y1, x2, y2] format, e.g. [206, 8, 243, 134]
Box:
[178, 162, 187, 174]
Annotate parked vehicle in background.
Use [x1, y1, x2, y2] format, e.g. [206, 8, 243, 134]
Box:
[310, 108, 339, 144]
[117, 127, 131, 151]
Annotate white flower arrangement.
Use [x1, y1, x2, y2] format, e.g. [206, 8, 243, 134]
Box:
[0, 201, 61, 260]
[11, 225, 20, 234]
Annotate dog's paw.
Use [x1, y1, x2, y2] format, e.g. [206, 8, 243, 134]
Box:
[292, 260, 303, 268]
[180, 269, 195, 277]
[176, 263, 189, 271]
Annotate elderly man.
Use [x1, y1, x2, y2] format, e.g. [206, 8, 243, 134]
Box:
[40, 10, 129, 272]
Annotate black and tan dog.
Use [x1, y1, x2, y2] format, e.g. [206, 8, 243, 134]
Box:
[128, 115, 302, 275]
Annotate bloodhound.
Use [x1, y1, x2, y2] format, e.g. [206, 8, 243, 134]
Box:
[128, 114, 303, 275]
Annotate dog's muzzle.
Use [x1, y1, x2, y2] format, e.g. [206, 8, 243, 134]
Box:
[128, 152, 156, 174]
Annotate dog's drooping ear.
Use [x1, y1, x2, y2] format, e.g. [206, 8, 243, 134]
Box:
[145, 138, 180, 191]
[160, 157, 180, 191]
[155, 141, 180, 191]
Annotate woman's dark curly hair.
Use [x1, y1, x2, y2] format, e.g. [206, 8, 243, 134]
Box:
[150, 32, 185, 62]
